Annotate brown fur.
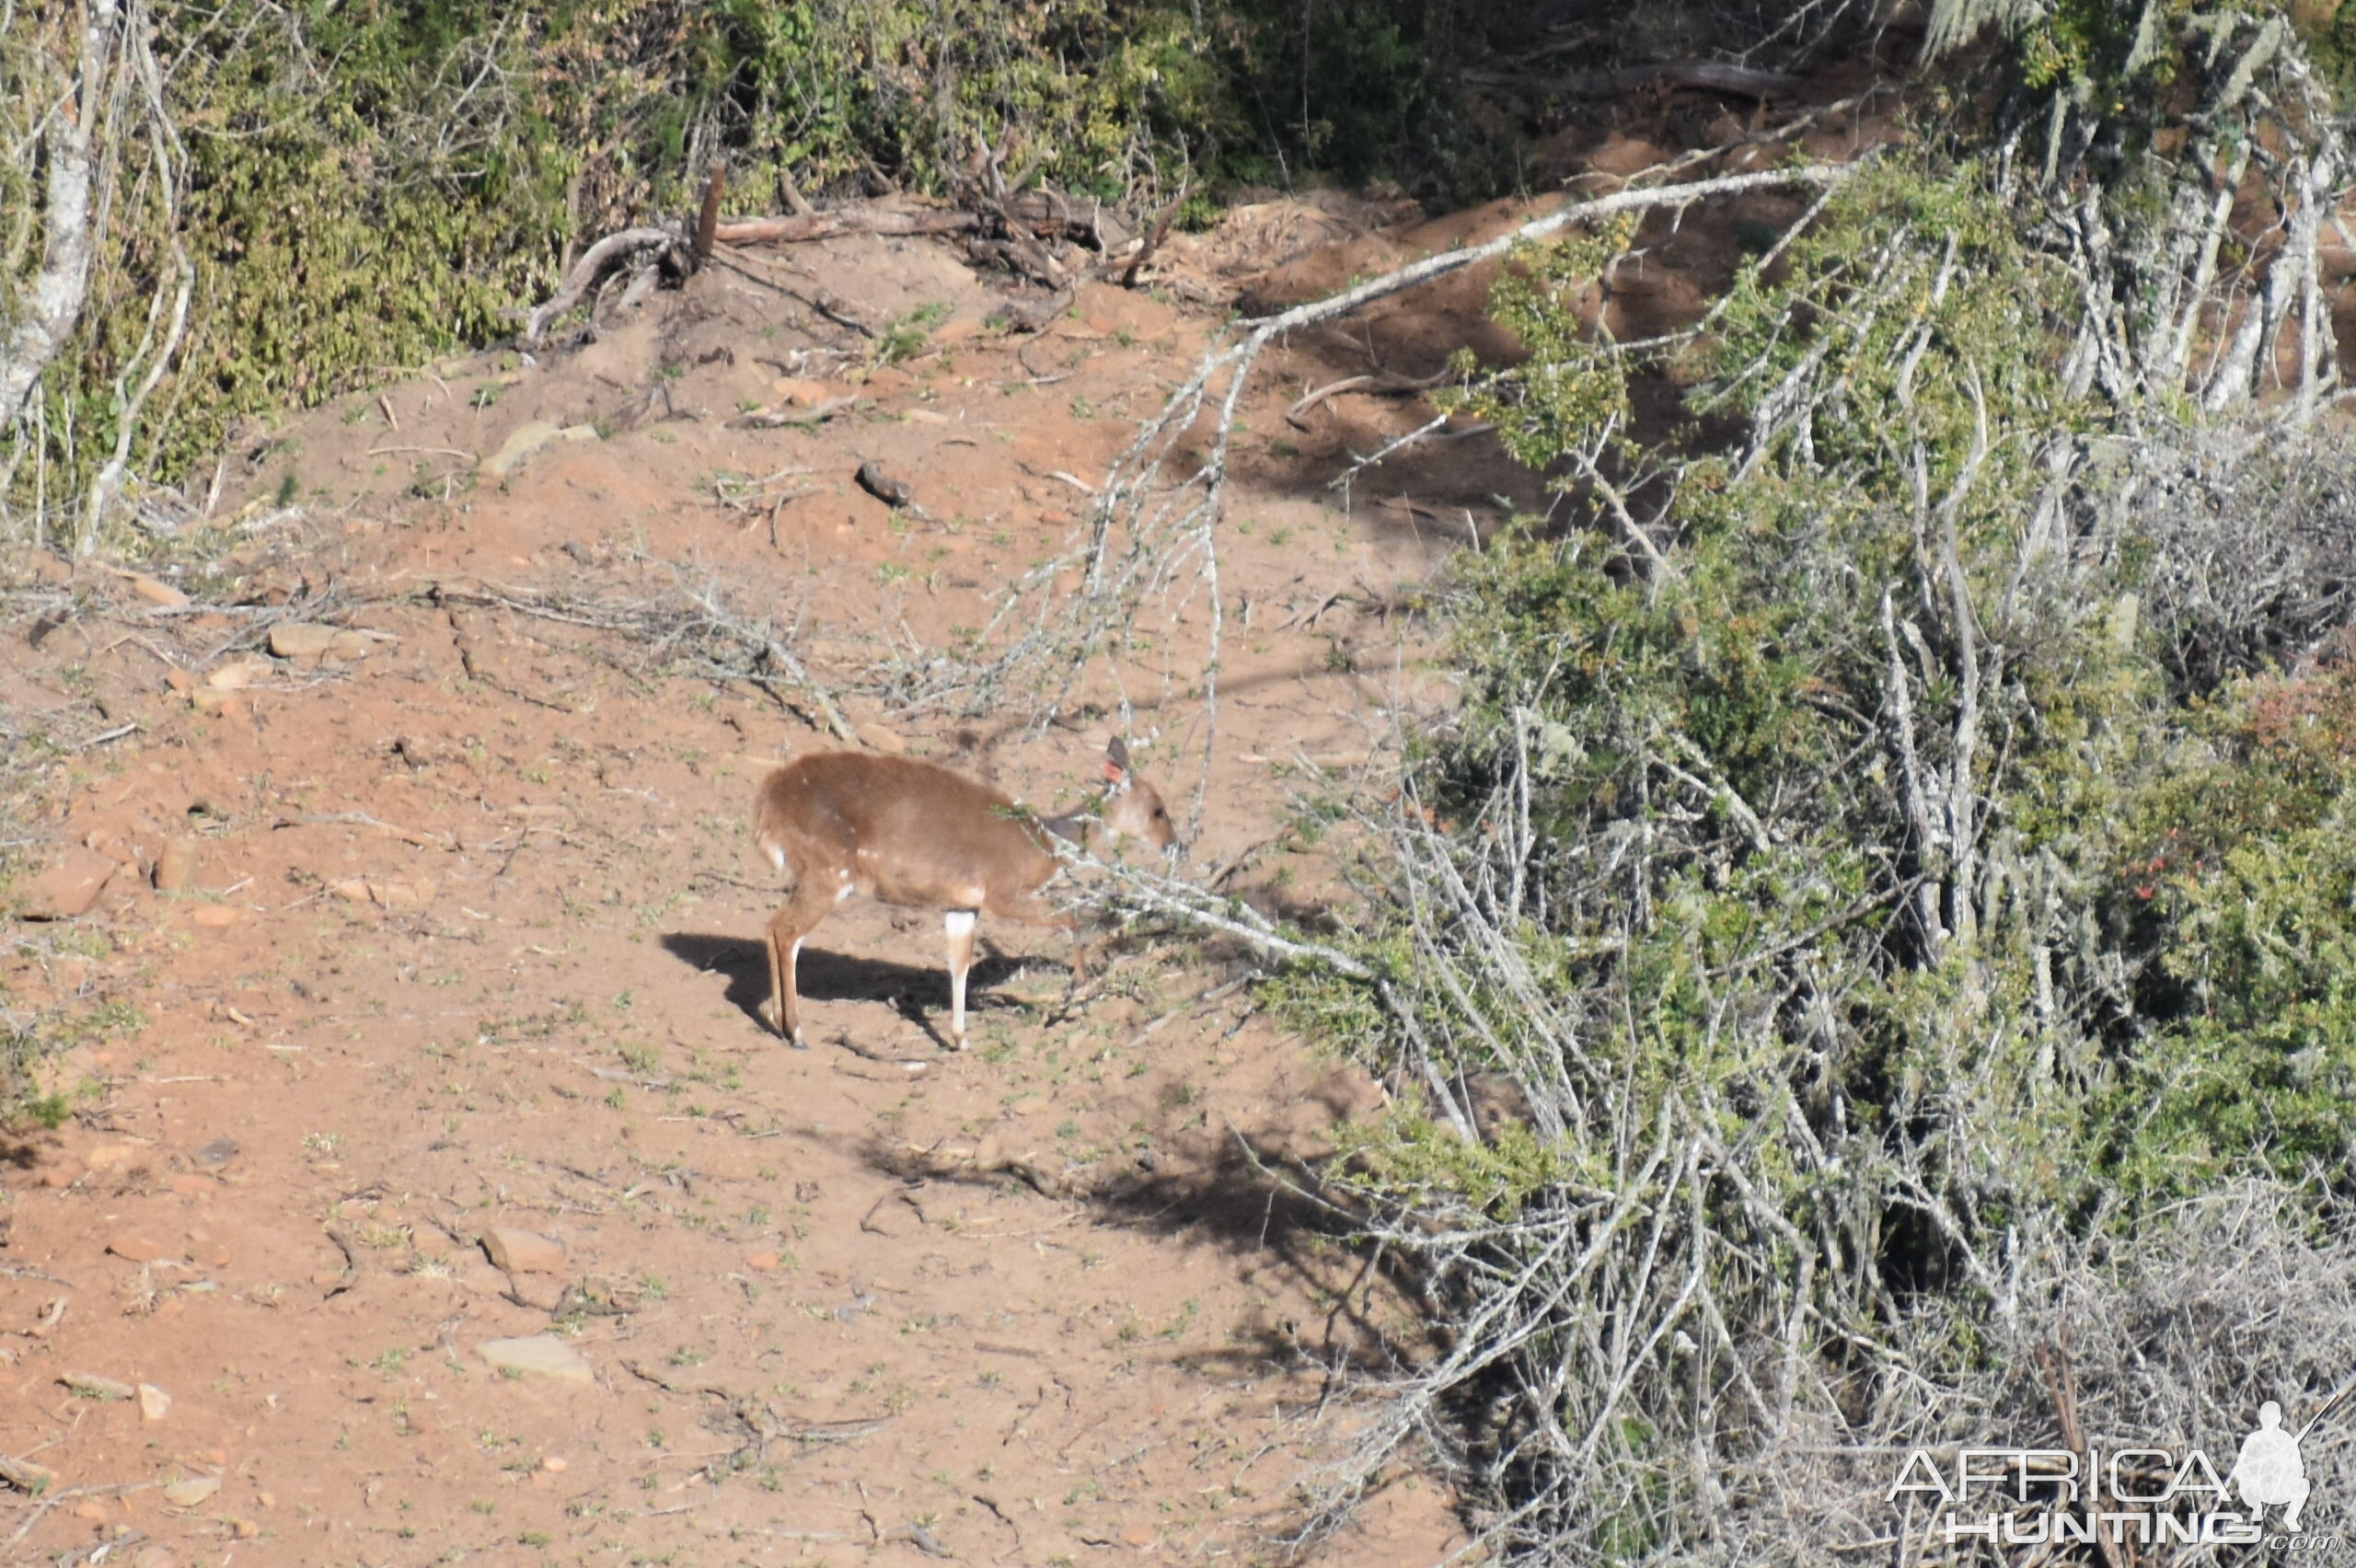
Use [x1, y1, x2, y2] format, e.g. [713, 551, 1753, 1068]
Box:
[752, 742, 1174, 1047]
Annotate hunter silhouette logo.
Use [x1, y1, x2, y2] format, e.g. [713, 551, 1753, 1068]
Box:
[2230, 1401, 2310, 1529]
[1888, 1379, 2356, 1549]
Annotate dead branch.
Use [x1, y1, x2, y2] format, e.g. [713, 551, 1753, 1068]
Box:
[80, 11, 192, 553]
[0, 0, 122, 433]
[1121, 183, 1190, 287]
[693, 162, 725, 263]
[524, 225, 678, 345]
[714, 209, 980, 244]
[1285, 367, 1453, 430]
[1463, 59, 1799, 101]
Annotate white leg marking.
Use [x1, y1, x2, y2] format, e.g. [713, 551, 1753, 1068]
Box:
[946, 910, 976, 1042]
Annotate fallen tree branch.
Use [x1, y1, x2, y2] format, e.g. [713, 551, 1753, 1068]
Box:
[714, 209, 980, 245]
[1286, 367, 1454, 430]
[1463, 58, 1799, 100]
[524, 226, 678, 345]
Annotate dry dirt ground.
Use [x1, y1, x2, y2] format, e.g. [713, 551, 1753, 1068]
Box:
[0, 80, 1908, 1568]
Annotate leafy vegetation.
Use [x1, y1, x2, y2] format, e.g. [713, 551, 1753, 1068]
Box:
[2, 0, 1498, 546]
[1257, 10, 2356, 1554]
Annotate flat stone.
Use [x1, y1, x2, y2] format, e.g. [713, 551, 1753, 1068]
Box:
[768, 377, 843, 408]
[369, 877, 433, 909]
[139, 1383, 170, 1422]
[153, 837, 198, 893]
[107, 1234, 163, 1263]
[205, 658, 269, 691]
[17, 847, 118, 919]
[133, 1546, 175, 1568]
[190, 904, 238, 928]
[268, 623, 338, 658]
[167, 1172, 215, 1197]
[326, 628, 396, 660]
[479, 1228, 565, 1274]
[191, 1136, 239, 1168]
[160, 1475, 220, 1507]
[480, 1334, 593, 1386]
[130, 575, 189, 608]
[480, 420, 597, 481]
[746, 1251, 780, 1272]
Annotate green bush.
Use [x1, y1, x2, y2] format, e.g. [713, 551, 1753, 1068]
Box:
[1271, 143, 2356, 1554]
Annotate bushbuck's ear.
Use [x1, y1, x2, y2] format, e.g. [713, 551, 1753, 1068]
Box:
[1103, 737, 1133, 785]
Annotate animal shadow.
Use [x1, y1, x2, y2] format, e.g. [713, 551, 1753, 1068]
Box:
[660, 931, 1052, 1039]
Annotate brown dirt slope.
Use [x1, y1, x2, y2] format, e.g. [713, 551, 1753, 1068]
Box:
[0, 213, 1484, 1568]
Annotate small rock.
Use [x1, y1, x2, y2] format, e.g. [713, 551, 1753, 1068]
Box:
[480, 1334, 593, 1386]
[369, 878, 433, 909]
[746, 1251, 780, 1272]
[1119, 1524, 1157, 1548]
[189, 688, 246, 717]
[329, 878, 374, 904]
[167, 1173, 214, 1197]
[17, 847, 118, 919]
[191, 1136, 239, 1168]
[73, 1500, 109, 1522]
[133, 1546, 176, 1568]
[258, 1491, 275, 1508]
[540, 1456, 567, 1473]
[85, 1143, 144, 1171]
[231, 1517, 260, 1539]
[153, 837, 199, 893]
[163, 668, 195, 695]
[855, 460, 915, 509]
[190, 904, 238, 928]
[138, 1383, 170, 1422]
[160, 1475, 220, 1508]
[107, 1234, 163, 1263]
[130, 575, 189, 608]
[480, 420, 596, 481]
[268, 623, 338, 658]
[326, 629, 395, 660]
[204, 659, 269, 691]
[769, 377, 841, 407]
[61, 1371, 136, 1401]
[479, 1228, 565, 1274]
